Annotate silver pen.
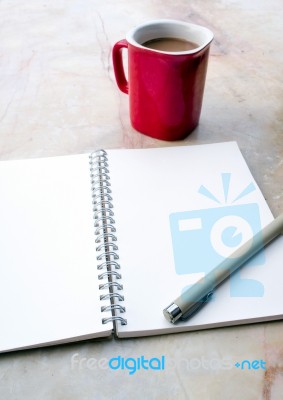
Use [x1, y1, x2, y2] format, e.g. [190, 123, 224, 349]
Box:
[163, 213, 283, 324]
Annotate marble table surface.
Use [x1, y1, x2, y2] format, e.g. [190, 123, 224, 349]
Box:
[0, 0, 282, 399]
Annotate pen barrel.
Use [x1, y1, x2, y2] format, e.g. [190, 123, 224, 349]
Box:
[175, 213, 283, 313]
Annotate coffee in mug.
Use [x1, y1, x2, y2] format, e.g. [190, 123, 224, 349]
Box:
[142, 37, 199, 52]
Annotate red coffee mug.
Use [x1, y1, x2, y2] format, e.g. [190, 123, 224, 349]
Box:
[112, 20, 213, 141]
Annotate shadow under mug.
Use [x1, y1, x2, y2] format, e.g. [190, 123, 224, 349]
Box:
[112, 20, 214, 141]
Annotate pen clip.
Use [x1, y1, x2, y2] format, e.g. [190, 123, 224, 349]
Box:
[180, 290, 214, 321]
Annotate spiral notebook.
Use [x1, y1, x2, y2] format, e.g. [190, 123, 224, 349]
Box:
[1, 142, 282, 353]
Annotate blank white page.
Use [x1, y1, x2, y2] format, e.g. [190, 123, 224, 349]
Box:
[0, 154, 112, 353]
[107, 143, 282, 337]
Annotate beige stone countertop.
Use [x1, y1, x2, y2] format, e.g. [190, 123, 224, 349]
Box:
[0, 1, 282, 399]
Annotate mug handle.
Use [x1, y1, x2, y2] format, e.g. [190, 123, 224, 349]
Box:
[112, 39, 129, 94]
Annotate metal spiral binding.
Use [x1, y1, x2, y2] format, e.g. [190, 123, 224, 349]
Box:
[89, 150, 127, 326]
